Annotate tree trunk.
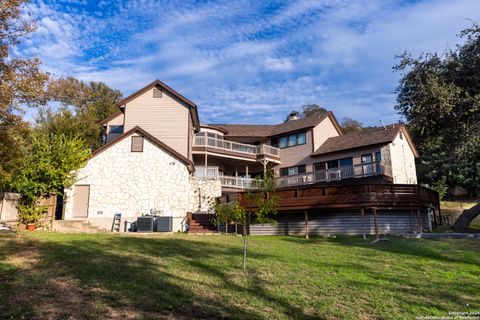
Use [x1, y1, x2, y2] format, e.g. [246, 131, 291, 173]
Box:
[242, 220, 248, 269]
[452, 203, 480, 231]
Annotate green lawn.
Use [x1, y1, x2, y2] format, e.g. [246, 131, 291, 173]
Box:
[441, 201, 480, 229]
[0, 232, 479, 319]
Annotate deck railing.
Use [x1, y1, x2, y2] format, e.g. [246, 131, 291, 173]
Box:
[219, 176, 255, 189]
[193, 136, 280, 158]
[276, 161, 391, 188]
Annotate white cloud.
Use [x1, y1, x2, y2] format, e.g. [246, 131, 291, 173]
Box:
[18, 0, 480, 126]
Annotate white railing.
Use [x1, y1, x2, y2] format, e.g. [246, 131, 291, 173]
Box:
[219, 176, 255, 189]
[193, 166, 219, 180]
[256, 144, 280, 157]
[276, 162, 391, 187]
[194, 136, 280, 158]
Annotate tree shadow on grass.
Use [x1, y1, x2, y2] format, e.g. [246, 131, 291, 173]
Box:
[0, 234, 319, 319]
[279, 235, 480, 266]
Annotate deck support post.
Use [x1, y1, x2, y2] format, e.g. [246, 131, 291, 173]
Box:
[304, 211, 309, 239]
[432, 208, 437, 227]
[361, 208, 366, 239]
[417, 208, 423, 234]
[372, 208, 379, 241]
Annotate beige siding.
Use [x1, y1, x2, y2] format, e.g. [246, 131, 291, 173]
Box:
[312, 117, 341, 151]
[311, 146, 383, 167]
[188, 114, 193, 160]
[387, 132, 417, 184]
[105, 113, 125, 143]
[123, 88, 190, 158]
[273, 129, 314, 173]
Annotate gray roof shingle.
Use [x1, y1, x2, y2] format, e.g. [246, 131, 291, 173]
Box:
[312, 124, 404, 156]
[209, 111, 331, 137]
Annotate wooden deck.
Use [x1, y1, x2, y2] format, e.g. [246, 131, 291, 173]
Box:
[218, 184, 442, 235]
[220, 184, 439, 211]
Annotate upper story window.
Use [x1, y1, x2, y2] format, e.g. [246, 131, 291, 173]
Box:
[153, 88, 162, 98]
[314, 157, 353, 171]
[109, 125, 124, 134]
[131, 136, 144, 152]
[280, 164, 306, 176]
[271, 131, 307, 149]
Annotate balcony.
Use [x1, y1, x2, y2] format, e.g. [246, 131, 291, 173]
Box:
[193, 136, 280, 162]
[194, 167, 254, 189]
[276, 161, 392, 188]
[194, 162, 391, 190]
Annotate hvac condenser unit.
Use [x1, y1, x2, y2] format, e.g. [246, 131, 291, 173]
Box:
[136, 216, 154, 232]
[154, 216, 173, 232]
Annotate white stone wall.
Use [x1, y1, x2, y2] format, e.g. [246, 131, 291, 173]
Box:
[188, 178, 222, 212]
[387, 131, 418, 184]
[64, 132, 191, 231]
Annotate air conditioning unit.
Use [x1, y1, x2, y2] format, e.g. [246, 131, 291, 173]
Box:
[154, 216, 172, 232]
[136, 216, 154, 232]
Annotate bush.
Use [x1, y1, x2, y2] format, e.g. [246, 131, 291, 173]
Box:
[18, 204, 47, 225]
[431, 177, 448, 201]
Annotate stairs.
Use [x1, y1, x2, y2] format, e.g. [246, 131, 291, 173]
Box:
[188, 213, 216, 234]
[53, 220, 109, 233]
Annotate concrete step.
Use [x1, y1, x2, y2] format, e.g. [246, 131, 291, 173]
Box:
[53, 220, 109, 233]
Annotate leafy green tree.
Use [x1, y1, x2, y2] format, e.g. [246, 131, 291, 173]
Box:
[394, 24, 480, 196]
[341, 117, 364, 134]
[14, 132, 91, 206]
[213, 170, 278, 269]
[36, 77, 123, 149]
[300, 104, 328, 117]
[0, 0, 49, 189]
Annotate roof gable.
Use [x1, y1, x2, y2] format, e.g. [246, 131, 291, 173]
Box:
[312, 124, 418, 158]
[114, 79, 200, 132]
[92, 126, 194, 172]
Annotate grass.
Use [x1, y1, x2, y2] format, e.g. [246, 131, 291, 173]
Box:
[441, 200, 480, 229]
[0, 232, 479, 319]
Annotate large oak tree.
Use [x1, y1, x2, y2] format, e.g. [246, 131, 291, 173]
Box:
[394, 24, 480, 229]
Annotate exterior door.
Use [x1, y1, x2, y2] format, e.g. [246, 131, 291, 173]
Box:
[361, 154, 373, 176]
[72, 185, 90, 218]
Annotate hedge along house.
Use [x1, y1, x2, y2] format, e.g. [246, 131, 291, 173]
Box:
[61, 80, 440, 234]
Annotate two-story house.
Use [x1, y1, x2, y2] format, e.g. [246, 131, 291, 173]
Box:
[62, 80, 438, 235]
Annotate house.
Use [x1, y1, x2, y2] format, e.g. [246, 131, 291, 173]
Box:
[62, 80, 439, 234]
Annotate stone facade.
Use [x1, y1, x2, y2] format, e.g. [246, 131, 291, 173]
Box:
[188, 178, 222, 212]
[64, 132, 191, 231]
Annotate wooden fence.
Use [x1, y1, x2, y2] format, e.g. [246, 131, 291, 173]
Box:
[0, 192, 57, 229]
[0, 193, 21, 222]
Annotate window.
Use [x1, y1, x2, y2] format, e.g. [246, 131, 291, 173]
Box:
[339, 157, 353, 167]
[280, 164, 306, 176]
[109, 125, 124, 134]
[131, 136, 144, 152]
[328, 160, 339, 169]
[153, 88, 162, 98]
[297, 132, 306, 144]
[274, 131, 307, 149]
[399, 131, 404, 140]
[375, 151, 382, 162]
[314, 162, 327, 171]
[278, 136, 287, 148]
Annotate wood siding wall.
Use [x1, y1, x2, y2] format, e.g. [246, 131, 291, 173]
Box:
[123, 88, 190, 158]
[312, 116, 341, 151]
[105, 113, 125, 143]
[244, 210, 429, 235]
[272, 129, 314, 173]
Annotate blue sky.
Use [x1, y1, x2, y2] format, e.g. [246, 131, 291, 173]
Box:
[18, 0, 480, 126]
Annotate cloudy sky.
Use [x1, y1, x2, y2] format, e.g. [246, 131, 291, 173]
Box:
[18, 0, 480, 125]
